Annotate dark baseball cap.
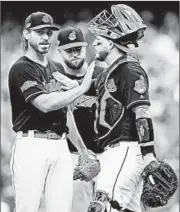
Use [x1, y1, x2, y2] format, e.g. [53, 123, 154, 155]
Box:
[24, 11, 60, 31]
[57, 26, 88, 50]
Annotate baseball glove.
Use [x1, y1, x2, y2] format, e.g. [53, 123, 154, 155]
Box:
[141, 160, 178, 208]
[73, 150, 101, 182]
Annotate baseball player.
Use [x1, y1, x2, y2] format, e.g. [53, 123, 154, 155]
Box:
[52, 26, 103, 212]
[8, 12, 95, 212]
[86, 4, 158, 212]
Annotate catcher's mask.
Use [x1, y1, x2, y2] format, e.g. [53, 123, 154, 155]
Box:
[88, 4, 147, 47]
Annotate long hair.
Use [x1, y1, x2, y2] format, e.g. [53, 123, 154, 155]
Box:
[21, 29, 29, 52]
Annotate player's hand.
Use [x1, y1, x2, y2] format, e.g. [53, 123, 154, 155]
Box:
[78, 148, 96, 161]
[143, 153, 157, 167]
[52, 72, 79, 90]
[80, 61, 95, 93]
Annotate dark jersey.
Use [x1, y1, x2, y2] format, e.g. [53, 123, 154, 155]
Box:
[8, 56, 67, 135]
[67, 65, 104, 153]
[94, 56, 151, 150]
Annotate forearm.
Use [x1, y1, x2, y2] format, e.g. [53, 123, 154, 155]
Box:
[67, 107, 86, 153]
[32, 86, 85, 113]
[68, 131, 86, 154]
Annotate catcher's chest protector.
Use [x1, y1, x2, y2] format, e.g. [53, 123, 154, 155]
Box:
[94, 55, 138, 142]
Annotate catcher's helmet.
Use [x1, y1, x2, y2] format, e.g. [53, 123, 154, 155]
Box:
[88, 4, 147, 47]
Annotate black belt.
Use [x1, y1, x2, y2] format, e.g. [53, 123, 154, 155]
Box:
[108, 142, 121, 148]
[22, 131, 65, 140]
[104, 141, 139, 150]
[123, 209, 134, 212]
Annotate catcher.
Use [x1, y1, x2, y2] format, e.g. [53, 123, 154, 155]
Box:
[79, 4, 178, 212]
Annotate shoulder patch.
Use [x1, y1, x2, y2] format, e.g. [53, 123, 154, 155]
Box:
[106, 78, 117, 92]
[20, 80, 38, 92]
[133, 75, 146, 94]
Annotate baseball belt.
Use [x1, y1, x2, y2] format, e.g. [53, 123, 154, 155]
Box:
[106, 141, 139, 149]
[22, 130, 66, 140]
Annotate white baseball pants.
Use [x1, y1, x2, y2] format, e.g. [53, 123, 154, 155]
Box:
[10, 131, 73, 212]
[96, 142, 145, 212]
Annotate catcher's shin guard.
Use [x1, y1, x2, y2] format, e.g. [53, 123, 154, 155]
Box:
[88, 190, 109, 212]
[88, 190, 122, 212]
[88, 201, 106, 212]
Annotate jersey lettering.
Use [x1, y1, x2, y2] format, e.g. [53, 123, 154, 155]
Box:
[70, 95, 96, 111]
[132, 105, 151, 119]
[20, 80, 38, 92]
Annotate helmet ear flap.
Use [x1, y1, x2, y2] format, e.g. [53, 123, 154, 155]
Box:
[109, 39, 114, 49]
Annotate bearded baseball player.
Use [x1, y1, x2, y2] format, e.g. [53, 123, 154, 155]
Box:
[52, 26, 103, 212]
[8, 11, 96, 212]
[85, 4, 178, 212]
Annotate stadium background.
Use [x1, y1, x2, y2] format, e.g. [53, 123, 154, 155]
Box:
[1, 1, 179, 212]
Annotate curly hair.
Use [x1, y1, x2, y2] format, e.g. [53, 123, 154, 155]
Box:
[21, 34, 28, 52]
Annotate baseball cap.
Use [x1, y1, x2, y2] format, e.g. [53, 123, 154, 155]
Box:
[57, 26, 88, 50]
[24, 11, 60, 31]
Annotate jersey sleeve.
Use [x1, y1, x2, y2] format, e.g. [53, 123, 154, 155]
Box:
[10, 64, 48, 103]
[122, 63, 151, 110]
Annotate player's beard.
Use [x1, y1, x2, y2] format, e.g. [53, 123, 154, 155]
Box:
[64, 58, 85, 69]
[29, 41, 50, 54]
[95, 50, 108, 62]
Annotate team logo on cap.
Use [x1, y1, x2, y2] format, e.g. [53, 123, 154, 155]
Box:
[42, 15, 49, 23]
[68, 31, 76, 41]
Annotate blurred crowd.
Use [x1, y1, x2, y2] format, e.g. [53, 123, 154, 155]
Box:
[1, 8, 179, 212]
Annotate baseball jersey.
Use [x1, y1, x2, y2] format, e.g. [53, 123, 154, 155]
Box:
[67, 65, 104, 153]
[94, 56, 151, 150]
[8, 56, 67, 135]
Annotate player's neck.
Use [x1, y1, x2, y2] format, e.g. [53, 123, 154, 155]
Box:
[64, 62, 88, 77]
[25, 48, 48, 67]
[105, 48, 123, 66]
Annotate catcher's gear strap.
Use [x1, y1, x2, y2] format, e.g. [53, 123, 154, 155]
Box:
[113, 42, 138, 58]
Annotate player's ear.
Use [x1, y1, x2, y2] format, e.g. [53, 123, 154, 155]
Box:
[57, 46, 62, 54]
[82, 46, 87, 54]
[109, 40, 114, 50]
[23, 29, 30, 40]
